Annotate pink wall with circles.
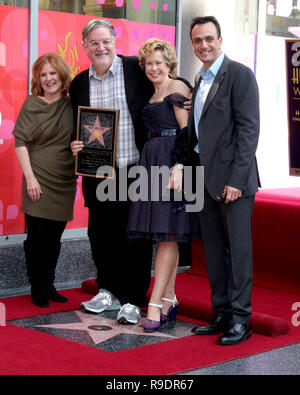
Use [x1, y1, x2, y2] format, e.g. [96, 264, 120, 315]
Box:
[0, 5, 175, 235]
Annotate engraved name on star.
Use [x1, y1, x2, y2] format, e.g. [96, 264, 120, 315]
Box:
[35, 310, 176, 346]
[83, 116, 111, 147]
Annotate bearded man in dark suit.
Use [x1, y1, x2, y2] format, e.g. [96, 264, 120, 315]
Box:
[69, 19, 154, 325]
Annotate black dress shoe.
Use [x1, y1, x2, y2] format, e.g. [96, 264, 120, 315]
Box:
[216, 322, 252, 345]
[47, 285, 68, 303]
[192, 315, 231, 335]
[31, 286, 49, 308]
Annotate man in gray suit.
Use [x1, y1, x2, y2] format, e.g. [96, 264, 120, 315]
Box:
[187, 16, 260, 345]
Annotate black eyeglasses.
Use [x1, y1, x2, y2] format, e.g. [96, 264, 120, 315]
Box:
[85, 39, 114, 49]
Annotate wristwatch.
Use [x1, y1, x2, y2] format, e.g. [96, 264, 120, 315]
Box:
[176, 163, 184, 170]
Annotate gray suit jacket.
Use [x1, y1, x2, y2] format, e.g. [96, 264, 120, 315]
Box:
[188, 55, 260, 200]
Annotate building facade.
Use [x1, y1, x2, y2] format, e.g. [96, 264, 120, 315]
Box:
[0, 0, 299, 242]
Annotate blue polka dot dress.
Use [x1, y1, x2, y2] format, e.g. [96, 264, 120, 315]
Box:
[127, 93, 201, 243]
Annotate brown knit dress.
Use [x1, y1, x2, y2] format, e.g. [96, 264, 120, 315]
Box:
[12, 95, 77, 222]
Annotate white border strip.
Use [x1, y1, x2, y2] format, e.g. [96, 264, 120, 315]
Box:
[175, 0, 182, 76]
[28, 0, 38, 94]
[0, 228, 88, 247]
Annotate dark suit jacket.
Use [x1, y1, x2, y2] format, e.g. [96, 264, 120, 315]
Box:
[188, 55, 260, 200]
[69, 55, 154, 207]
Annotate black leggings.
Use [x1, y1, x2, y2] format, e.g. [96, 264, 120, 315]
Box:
[25, 214, 66, 245]
[24, 214, 67, 287]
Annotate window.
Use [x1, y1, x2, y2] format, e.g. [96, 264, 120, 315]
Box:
[0, 1, 29, 235]
[235, 0, 259, 35]
[38, 0, 177, 26]
[0, 0, 28, 5]
[266, 0, 300, 37]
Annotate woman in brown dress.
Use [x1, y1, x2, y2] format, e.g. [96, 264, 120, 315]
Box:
[12, 53, 77, 307]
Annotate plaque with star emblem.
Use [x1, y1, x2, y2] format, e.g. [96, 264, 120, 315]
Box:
[75, 106, 119, 178]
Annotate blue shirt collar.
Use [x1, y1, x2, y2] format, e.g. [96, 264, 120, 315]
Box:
[200, 52, 225, 79]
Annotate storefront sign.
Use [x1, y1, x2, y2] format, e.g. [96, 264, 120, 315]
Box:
[286, 39, 300, 176]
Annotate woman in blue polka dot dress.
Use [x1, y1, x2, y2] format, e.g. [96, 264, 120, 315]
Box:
[127, 39, 201, 332]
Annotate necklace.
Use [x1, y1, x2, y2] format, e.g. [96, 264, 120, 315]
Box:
[152, 79, 170, 102]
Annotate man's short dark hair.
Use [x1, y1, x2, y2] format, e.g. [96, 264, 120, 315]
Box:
[190, 16, 222, 39]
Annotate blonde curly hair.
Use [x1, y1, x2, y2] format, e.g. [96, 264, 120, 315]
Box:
[138, 38, 178, 78]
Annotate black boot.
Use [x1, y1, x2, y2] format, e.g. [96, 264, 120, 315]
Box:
[31, 285, 50, 308]
[47, 284, 68, 303]
[24, 240, 49, 308]
[46, 243, 68, 303]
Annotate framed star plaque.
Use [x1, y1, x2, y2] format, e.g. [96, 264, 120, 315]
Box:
[75, 106, 119, 179]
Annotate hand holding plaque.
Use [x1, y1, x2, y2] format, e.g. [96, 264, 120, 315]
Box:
[75, 106, 119, 179]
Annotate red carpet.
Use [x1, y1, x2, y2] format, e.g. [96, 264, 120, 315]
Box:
[82, 274, 295, 337]
[1, 188, 300, 375]
[1, 288, 300, 375]
[82, 187, 300, 338]
[3, 288, 86, 321]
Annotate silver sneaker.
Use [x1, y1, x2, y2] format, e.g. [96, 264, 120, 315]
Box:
[81, 289, 121, 314]
[117, 303, 141, 325]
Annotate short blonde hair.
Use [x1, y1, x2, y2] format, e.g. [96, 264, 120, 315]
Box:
[139, 38, 178, 78]
[31, 53, 71, 97]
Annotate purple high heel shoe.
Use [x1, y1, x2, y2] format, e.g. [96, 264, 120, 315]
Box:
[143, 303, 163, 333]
[160, 295, 179, 327]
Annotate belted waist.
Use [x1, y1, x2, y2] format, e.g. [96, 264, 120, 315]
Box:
[151, 128, 179, 138]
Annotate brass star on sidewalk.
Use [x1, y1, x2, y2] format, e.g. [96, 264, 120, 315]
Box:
[35, 310, 176, 346]
[83, 116, 110, 147]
